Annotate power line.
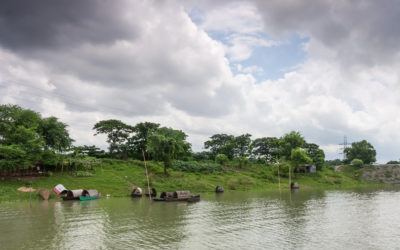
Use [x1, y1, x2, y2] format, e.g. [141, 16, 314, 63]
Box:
[339, 136, 350, 160]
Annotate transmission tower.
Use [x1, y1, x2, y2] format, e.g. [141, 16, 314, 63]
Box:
[339, 136, 349, 160]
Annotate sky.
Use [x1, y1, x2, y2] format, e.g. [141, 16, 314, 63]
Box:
[1, 0, 400, 163]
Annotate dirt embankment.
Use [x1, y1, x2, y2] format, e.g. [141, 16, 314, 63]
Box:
[361, 164, 400, 184]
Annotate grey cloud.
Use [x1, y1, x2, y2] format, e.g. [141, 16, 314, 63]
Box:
[254, 0, 400, 67]
[0, 0, 139, 51]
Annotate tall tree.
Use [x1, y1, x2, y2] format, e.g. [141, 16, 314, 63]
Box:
[130, 122, 160, 159]
[93, 119, 133, 159]
[147, 127, 190, 174]
[38, 117, 73, 152]
[233, 134, 252, 158]
[280, 131, 306, 158]
[251, 137, 280, 162]
[344, 140, 376, 164]
[204, 134, 235, 159]
[304, 143, 325, 170]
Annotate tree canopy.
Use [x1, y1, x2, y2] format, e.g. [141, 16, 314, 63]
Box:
[344, 140, 376, 164]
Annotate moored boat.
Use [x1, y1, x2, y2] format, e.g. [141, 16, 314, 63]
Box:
[79, 189, 100, 201]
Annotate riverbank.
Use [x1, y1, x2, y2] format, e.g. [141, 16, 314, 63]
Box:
[0, 160, 386, 202]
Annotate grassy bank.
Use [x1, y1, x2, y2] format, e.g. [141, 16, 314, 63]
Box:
[0, 160, 385, 202]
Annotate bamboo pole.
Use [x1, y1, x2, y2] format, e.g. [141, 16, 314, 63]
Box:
[142, 150, 152, 201]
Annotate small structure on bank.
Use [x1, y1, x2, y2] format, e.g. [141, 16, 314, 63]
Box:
[294, 164, 317, 174]
[215, 186, 224, 193]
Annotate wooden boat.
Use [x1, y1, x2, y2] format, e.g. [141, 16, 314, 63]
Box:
[131, 187, 143, 198]
[154, 191, 200, 202]
[62, 189, 83, 200]
[79, 189, 100, 201]
[145, 187, 157, 197]
[215, 185, 224, 193]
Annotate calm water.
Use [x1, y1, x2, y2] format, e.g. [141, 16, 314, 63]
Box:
[1, 187, 400, 250]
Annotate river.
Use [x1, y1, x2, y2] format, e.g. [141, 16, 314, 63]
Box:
[1, 187, 400, 249]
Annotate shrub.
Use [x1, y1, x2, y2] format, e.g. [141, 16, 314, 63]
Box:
[173, 160, 222, 173]
[75, 171, 94, 177]
[215, 154, 229, 165]
[351, 158, 363, 168]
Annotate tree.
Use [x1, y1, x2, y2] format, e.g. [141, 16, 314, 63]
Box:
[344, 140, 376, 164]
[147, 127, 190, 174]
[93, 119, 133, 159]
[232, 134, 252, 158]
[251, 137, 280, 163]
[130, 122, 160, 159]
[38, 117, 73, 152]
[291, 148, 312, 166]
[304, 143, 325, 170]
[204, 134, 235, 159]
[279, 131, 306, 158]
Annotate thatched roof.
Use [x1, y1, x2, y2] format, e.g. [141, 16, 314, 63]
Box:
[54, 184, 67, 195]
[145, 187, 157, 196]
[82, 189, 99, 197]
[160, 191, 174, 198]
[175, 190, 191, 199]
[66, 189, 83, 198]
[131, 187, 143, 195]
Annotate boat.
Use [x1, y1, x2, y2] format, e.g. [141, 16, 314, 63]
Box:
[215, 185, 224, 193]
[145, 187, 157, 197]
[62, 189, 83, 200]
[153, 191, 200, 202]
[79, 189, 100, 201]
[131, 187, 143, 198]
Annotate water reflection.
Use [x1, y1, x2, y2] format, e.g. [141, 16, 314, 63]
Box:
[1, 187, 400, 249]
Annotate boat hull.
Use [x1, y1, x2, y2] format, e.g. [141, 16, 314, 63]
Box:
[79, 196, 99, 201]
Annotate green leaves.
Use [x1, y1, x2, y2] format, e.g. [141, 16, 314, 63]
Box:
[344, 140, 376, 164]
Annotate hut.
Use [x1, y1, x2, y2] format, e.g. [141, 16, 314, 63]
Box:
[294, 164, 317, 174]
[62, 189, 83, 200]
[82, 189, 99, 198]
[145, 188, 157, 197]
[131, 187, 143, 198]
[215, 186, 224, 193]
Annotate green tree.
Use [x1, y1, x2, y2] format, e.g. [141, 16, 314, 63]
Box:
[279, 131, 306, 158]
[232, 134, 252, 158]
[38, 117, 73, 152]
[204, 134, 235, 159]
[147, 127, 190, 174]
[344, 140, 376, 164]
[130, 122, 160, 159]
[304, 143, 325, 170]
[251, 137, 280, 162]
[93, 119, 133, 159]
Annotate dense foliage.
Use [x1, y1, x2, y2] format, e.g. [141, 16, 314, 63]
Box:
[0, 105, 73, 171]
[344, 140, 376, 164]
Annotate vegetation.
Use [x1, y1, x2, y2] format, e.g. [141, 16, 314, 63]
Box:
[351, 158, 364, 168]
[0, 104, 387, 202]
[344, 140, 376, 164]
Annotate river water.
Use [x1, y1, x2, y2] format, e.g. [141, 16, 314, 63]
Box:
[1, 187, 400, 249]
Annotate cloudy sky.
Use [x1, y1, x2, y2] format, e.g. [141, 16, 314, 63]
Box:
[1, 0, 399, 162]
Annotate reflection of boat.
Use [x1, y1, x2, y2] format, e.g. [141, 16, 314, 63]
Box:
[153, 191, 200, 202]
[79, 189, 100, 201]
[131, 187, 143, 198]
[62, 189, 83, 200]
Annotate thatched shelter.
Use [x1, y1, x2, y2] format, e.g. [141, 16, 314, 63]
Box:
[145, 188, 157, 197]
[131, 187, 143, 197]
[53, 184, 67, 195]
[160, 191, 175, 199]
[174, 190, 191, 199]
[63, 189, 83, 200]
[82, 189, 99, 198]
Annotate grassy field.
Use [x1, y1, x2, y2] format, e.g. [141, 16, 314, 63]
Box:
[0, 160, 385, 202]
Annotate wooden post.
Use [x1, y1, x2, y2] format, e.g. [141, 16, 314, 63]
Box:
[289, 164, 291, 189]
[142, 150, 152, 201]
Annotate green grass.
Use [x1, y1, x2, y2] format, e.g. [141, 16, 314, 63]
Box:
[0, 160, 386, 202]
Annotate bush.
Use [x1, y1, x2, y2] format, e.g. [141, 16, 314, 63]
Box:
[351, 158, 363, 168]
[75, 171, 94, 177]
[233, 157, 250, 168]
[215, 154, 229, 165]
[173, 160, 222, 173]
